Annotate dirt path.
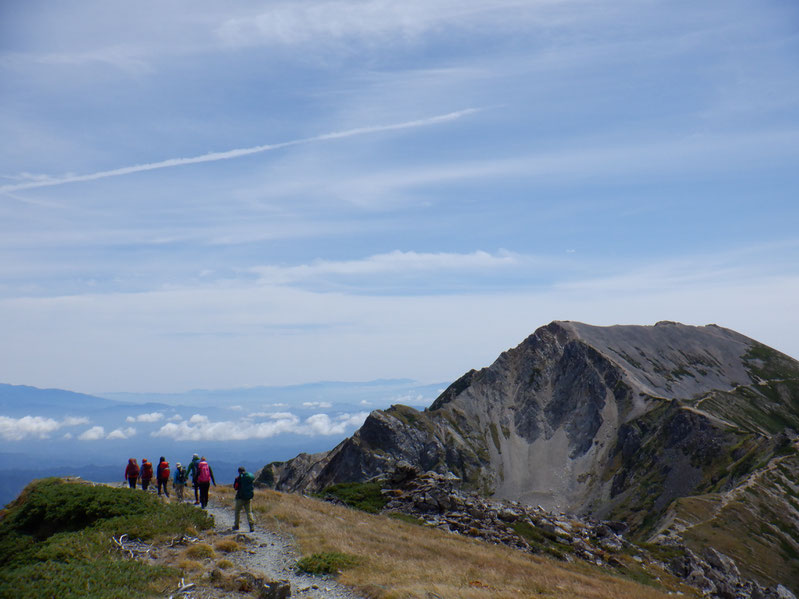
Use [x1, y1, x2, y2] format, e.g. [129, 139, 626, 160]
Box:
[204, 500, 365, 599]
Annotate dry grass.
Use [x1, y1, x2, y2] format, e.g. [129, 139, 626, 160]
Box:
[177, 559, 204, 571]
[216, 558, 234, 570]
[183, 542, 216, 560]
[214, 538, 243, 553]
[234, 487, 697, 599]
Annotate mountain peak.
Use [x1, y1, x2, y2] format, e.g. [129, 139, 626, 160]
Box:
[258, 320, 799, 591]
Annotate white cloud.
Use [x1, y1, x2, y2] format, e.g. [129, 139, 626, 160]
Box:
[302, 401, 333, 409]
[246, 411, 303, 420]
[0, 415, 90, 441]
[251, 250, 519, 285]
[78, 426, 106, 441]
[107, 427, 137, 440]
[125, 411, 164, 423]
[151, 411, 369, 441]
[215, 0, 561, 48]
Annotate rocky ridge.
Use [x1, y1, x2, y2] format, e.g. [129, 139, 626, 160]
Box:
[352, 466, 795, 599]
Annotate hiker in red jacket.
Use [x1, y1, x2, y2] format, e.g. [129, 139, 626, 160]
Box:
[140, 458, 153, 491]
[156, 456, 171, 498]
[124, 458, 139, 489]
[196, 456, 216, 508]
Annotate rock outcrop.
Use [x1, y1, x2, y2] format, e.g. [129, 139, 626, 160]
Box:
[344, 466, 795, 599]
[258, 320, 799, 592]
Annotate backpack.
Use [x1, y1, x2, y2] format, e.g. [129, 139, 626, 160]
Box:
[175, 466, 187, 485]
[197, 461, 211, 483]
[159, 461, 170, 481]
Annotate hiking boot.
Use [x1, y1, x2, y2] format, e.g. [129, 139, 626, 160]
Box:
[249, 525, 254, 532]
[232, 526, 239, 531]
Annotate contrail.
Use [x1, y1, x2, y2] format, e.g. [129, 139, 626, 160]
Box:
[0, 108, 481, 194]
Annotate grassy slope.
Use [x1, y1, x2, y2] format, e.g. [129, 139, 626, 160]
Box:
[214, 486, 699, 599]
[649, 343, 799, 592]
[0, 478, 213, 599]
[663, 452, 799, 593]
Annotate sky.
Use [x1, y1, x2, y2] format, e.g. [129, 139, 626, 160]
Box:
[1, 0, 798, 395]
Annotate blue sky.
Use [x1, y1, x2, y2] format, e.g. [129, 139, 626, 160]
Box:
[1, 0, 798, 394]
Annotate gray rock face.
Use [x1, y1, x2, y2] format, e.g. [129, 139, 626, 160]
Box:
[260, 321, 795, 503]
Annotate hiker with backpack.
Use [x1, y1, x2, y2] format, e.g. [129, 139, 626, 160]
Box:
[233, 466, 255, 532]
[156, 456, 171, 498]
[140, 458, 153, 491]
[173, 462, 187, 501]
[186, 453, 201, 505]
[196, 456, 216, 508]
[124, 458, 139, 489]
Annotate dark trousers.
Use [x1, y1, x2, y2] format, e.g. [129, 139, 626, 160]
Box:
[141, 478, 150, 491]
[198, 482, 210, 507]
[127, 478, 137, 489]
[193, 481, 199, 503]
[157, 479, 169, 497]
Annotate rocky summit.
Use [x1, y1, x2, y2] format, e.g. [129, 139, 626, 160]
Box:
[258, 321, 799, 593]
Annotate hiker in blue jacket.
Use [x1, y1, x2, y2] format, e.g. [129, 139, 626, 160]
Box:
[173, 462, 187, 502]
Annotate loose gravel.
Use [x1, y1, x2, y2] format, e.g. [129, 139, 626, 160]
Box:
[204, 501, 366, 599]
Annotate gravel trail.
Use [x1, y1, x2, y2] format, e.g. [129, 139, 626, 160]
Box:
[204, 501, 365, 599]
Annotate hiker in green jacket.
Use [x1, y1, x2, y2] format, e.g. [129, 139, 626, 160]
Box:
[233, 466, 255, 532]
[186, 453, 201, 505]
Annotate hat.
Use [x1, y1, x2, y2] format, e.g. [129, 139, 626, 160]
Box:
[192, 453, 199, 459]
[238, 466, 245, 473]
[176, 462, 182, 468]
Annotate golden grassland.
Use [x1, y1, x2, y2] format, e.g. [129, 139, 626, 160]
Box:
[214, 487, 698, 599]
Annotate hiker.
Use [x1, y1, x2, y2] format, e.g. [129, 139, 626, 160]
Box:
[233, 466, 255, 532]
[140, 458, 153, 491]
[156, 456, 171, 498]
[186, 453, 201, 505]
[196, 456, 216, 508]
[124, 458, 139, 489]
[173, 462, 187, 501]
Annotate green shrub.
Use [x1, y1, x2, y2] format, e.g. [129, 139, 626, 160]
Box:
[318, 482, 387, 514]
[295, 551, 361, 575]
[2, 478, 152, 541]
[0, 478, 214, 598]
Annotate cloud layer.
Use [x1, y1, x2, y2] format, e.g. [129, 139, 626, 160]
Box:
[151, 412, 369, 442]
[0, 415, 89, 441]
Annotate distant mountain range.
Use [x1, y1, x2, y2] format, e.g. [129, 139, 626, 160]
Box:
[259, 320, 799, 592]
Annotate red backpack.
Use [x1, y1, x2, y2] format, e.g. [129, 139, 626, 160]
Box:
[159, 461, 170, 481]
